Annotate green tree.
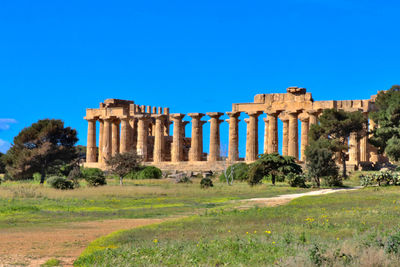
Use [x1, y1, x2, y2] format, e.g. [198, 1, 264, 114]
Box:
[106, 151, 142, 185]
[310, 109, 367, 178]
[0, 152, 5, 174]
[3, 119, 78, 183]
[369, 85, 400, 161]
[248, 153, 302, 185]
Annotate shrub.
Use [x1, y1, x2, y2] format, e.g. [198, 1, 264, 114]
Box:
[41, 258, 61, 267]
[81, 168, 106, 187]
[135, 166, 162, 179]
[287, 173, 307, 188]
[176, 176, 192, 184]
[322, 175, 343, 187]
[385, 229, 400, 255]
[200, 177, 213, 189]
[248, 163, 266, 186]
[47, 176, 74, 190]
[219, 163, 249, 182]
[33, 172, 42, 182]
[360, 171, 400, 187]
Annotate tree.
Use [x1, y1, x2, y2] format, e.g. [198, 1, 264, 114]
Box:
[369, 85, 400, 161]
[106, 151, 142, 185]
[3, 119, 78, 183]
[0, 152, 5, 174]
[310, 109, 367, 178]
[305, 138, 339, 187]
[248, 153, 302, 185]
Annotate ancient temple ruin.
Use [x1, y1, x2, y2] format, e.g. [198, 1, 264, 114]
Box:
[84, 87, 381, 171]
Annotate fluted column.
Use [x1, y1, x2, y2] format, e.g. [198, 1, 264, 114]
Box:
[288, 111, 299, 159]
[307, 110, 319, 126]
[369, 119, 379, 163]
[245, 111, 262, 162]
[281, 116, 289, 156]
[359, 113, 369, 162]
[111, 119, 120, 156]
[98, 120, 104, 163]
[300, 117, 309, 162]
[102, 118, 112, 161]
[263, 117, 269, 154]
[136, 115, 150, 161]
[120, 118, 129, 153]
[349, 132, 360, 164]
[171, 113, 185, 162]
[188, 113, 205, 161]
[207, 112, 224, 162]
[267, 112, 279, 153]
[226, 112, 240, 161]
[129, 118, 137, 152]
[200, 121, 207, 160]
[86, 119, 97, 162]
[153, 114, 166, 162]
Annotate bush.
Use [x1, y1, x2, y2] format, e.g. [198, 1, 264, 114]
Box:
[321, 175, 343, 187]
[385, 229, 400, 255]
[360, 171, 400, 187]
[200, 177, 213, 189]
[287, 173, 307, 188]
[176, 176, 192, 184]
[134, 166, 162, 179]
[47, 176, 74, 190]
[248, 163, 266, 186]
[81, 168, 106, 187]
[219, 163, 249, 182]
[33, 172, 42, 182]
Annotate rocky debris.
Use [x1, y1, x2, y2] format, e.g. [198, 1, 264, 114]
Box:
[287, 86, 306, 94]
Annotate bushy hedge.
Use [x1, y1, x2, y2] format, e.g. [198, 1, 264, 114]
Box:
[47, 176, 74, 190]
[287, 173, 307, 188]
[200, 177, 213, 189]
[360, 171, 400, 187]
[81, 168, 107, 187]
[126, 166, 162, 179]
[219, 163, 249, 182]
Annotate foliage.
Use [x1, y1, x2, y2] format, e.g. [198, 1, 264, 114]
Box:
[81, 168, 106, 187]
[41, 258, 61, 267]
[385, 228, 400, 255]
[287, 173, 307, 188]
[369, 85, 400, 161]
[219, 163, 249, 182]
[305, 138, 340, 187]
[248, 153, 302, 185]
[2, 119, 78, 183]
[309, 109, 367, 178]
[47, 176, 75, 190]
[200, 177, 213, 189]
[360, 171, 400, 187]
[134, 166, 162, 179]
[176, 176, 192, 184]
[0, 152, 5, 174]
[106, 151, 142, 185]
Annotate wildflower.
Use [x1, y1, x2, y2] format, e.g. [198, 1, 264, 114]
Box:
[228, 230, 231, 233]
[153, 239, 158, 243]
[272, 241, 276, 245]
[337, 237, 340, 240]
[265, 230, 271, 234]
[254, 231, 257, 234]
[246, 232, 249, 235]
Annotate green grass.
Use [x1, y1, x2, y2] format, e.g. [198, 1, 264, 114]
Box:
[75, 186, 400, 266]
[0, 178, 313, 229]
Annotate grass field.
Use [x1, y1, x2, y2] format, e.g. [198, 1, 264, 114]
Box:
[75, 186, 400, 266]
[0, 178, 313, 229]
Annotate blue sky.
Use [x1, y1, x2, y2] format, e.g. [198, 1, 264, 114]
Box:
[0, 0, 399, 156]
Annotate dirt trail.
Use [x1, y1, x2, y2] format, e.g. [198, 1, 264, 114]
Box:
[0, 187, 361, 267]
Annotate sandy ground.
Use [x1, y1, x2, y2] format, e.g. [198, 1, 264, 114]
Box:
[0, 187, 360, 267]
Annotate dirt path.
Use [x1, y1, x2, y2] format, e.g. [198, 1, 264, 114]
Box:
[0, 187, 361, 267]
[0, 218, 169, 267]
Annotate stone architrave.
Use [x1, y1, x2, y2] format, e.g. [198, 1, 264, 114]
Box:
[102, 118, 112, 161]
[245, 111, 262, 162]
[171, 113, 185, 162]
[188, 113, 205, 161]
[86, 119, 97, 162]
[288, 111, 299, 159]
[135, 114, 150, 161]
[98, 120, 104, 163]
[207, 112, 224, 162]
[111, 119, 120, 156]
[263, 117, 269, 154]
[153, 114, 166, 162]
[349, 132, 360, 164]
[226, 112, 240, 162]
[300, 116, 309, 162]
[279, 113, 289, 156]
[267, 111, 279, 153]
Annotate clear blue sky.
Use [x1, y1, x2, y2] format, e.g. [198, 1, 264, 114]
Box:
[0, 0, 399, 156]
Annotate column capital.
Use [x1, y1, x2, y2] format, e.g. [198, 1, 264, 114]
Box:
[287, 110, 300, 116]
[245, 111, 262, 117]
[188, 113, 205, 119]
[151, 114, 167, 120]
[206, 112, 224, 118]
[307, 109, 320, 116]
[134, 114, 150, 120]
[278, 112, 289, 122]
[84, 117, 97, 122]
[170, 113, 185, 120]
[244, 118, 250, 124]
[226, 111, 241, 118]
[265, 109, 280, 117]
[182, 121, 190, 127]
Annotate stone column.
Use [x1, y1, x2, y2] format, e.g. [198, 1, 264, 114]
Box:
[86, 119, 97, 162]
[308, 110, 319, 126]
[200, 121, 207, 160]
[207, 112, 224, 162]
[288, 111, 299, 159]
[102, 118, 112, 161]
[111, 119, 120, 156]
[226, 112, 240, 162]
[98, 120, 104, 163]
[369, 119, 379, 163]
[245, 111, 262, 162]
[129, 118, 137, 152]
[119, 118, 130, 153]
[136, 115, 150, 161]
[359, 113, 369, 162]
[281, 116, 289, 156]
[263, 117, 269, 154]
[188, 113, 205, 161]
[171, 113, 185, 162]
[153, 114, 166, 163]
[300, 117, 309, 162]
[267, 112, 279, 153]
[349, 132, 360, 164]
